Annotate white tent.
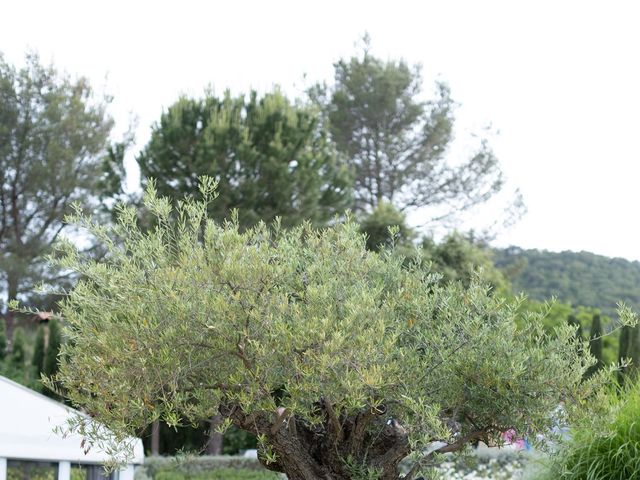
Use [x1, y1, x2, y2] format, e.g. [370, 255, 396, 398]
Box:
[0, 375, 144, 480]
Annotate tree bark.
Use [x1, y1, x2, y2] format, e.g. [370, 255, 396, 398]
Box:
[206, 414, 224, 455]
[220, 401, 411, 480]
[150, 420, 160, 455]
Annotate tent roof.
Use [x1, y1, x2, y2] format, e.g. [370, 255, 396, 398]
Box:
[0, 375, 144, 465]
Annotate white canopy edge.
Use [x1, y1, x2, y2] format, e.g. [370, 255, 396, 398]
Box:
[0, 375, 144, 465]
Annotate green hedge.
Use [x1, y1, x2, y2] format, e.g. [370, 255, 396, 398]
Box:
[136, 456, 281, 480]
[154, 469, 279, 480]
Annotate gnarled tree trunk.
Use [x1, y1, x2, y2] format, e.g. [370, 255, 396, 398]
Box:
[221, 400, 411, 480]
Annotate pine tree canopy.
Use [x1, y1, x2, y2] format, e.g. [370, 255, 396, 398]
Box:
[136, 89, 351, 229]
[317, 41, 504, 221]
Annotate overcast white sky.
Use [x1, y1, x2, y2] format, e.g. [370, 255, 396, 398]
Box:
[3, 0, 640, 260]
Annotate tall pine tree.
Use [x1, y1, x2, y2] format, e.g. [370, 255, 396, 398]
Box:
[315, 36, 505, 220]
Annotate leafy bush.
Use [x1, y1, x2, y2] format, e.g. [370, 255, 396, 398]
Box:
[537, 382, 640, 480]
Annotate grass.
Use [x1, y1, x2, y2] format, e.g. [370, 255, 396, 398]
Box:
[536, 381, 640, 480]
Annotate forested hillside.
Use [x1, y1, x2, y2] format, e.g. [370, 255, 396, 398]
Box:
[494, 247, 640, 317]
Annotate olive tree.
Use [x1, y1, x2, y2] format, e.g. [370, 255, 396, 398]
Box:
[48, 179, 615, 479]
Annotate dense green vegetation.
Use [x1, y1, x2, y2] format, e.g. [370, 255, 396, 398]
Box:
[494, 247, 640, 318]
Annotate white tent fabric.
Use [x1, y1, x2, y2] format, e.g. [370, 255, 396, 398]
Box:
[0, 375, 144, 465]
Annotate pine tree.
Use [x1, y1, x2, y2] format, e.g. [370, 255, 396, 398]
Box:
[359, 202, 413, 252]
[317, 36, 504, 219]
[135, 89, 351, 229]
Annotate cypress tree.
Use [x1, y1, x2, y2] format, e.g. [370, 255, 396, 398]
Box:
[32, 326, 46, 377]
[44, 320, 61, 378]
[0, 319, 7, 361]
[10, 328, 26, 369]
[618, 326, 631, 384]
[586, 314, 603, 377]
[627, 326, 640, 376]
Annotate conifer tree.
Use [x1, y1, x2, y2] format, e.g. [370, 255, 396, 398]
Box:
[359, 202, 413, 252]
[32, 326, 46, 378]
[586, 314, 603, 378]
[136, 89, 351, 229]
[44, 320, 61, 378]
[10, 328, 26, 370]
[0, 319, 6, 361]
[316, 37, 504, 220]
[618, 325, 631, 384]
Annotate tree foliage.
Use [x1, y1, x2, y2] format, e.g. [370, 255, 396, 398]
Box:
[49, 181, 614, 479]
[316, 38, 504, 219]
[0, 52, 113, 341]
[136, 89, 351, 229]
[359, 202, 414, 252]
[567, 314, 583, 342]
[421, 233, 510, 294]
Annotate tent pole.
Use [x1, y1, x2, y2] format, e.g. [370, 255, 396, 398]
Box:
[58, 461, 70, 480]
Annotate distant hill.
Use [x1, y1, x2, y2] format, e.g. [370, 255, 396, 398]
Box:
[493, 247, 640, 317]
